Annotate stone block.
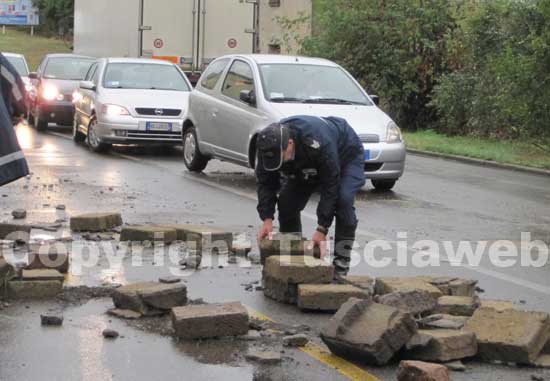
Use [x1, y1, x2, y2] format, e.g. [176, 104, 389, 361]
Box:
[321, 298, 417, 366]
[297, 284, 370, 311]
[26, 244, 70, 273]
[260, 233, 320, 264]
[378, 290, 437, 315]
[436, 296, 480, 316]
[417, 314, 469, 330]
[112, 282, 187, 316]
[22, 269, 64, 282]
[120, 226, 177, 243]
[397, 360, 449, 381]
[464, 307, 550, 364]
[160, 224, 233, 252]
[70, 213, 123, 232]
[340, 275, 375, 294]
[263, 256, 334, 304]
[8, 280, 62, 299]
[171, 302, 249, 339]
[481, 300, 514, 312]
[0, 223, 31, 241]
[403, 329, 478, 362]
[375, 277, 443, 299]
[427, 277, 478, 297]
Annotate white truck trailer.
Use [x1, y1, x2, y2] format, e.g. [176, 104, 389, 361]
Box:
[74, 0, 256, 72]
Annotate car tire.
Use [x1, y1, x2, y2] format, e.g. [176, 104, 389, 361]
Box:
[73, 118, 86, 143]
[87, 118, 111, 153]
[34, 109, 47, 131]
[372, 179, 397, 191]
[182, 127, 208, 172]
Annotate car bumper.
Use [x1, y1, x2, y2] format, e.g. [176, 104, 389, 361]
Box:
[38, 102, 74, 125]
[95, 117, 183, 145]
[363, 141, 406, 180]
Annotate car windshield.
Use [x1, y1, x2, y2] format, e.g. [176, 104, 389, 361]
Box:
[259, 64, 372, 105]
[103, 63, 190, 91]
[43, 57, 95, 80]
[6, 56, 28, 77]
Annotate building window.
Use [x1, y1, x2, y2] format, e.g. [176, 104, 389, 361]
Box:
[269, 0, 281, 7]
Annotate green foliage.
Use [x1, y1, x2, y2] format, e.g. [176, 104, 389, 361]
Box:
[32, 0, 74, 38]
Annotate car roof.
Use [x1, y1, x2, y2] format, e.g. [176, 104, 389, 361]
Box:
[219, 54, 339, 67]
[44, 54, 95, 60]
[104, 57, 176, 65]
[2, 52, 25, 59]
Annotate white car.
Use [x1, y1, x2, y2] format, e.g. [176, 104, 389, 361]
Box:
[183, 55, 406, 190]
[74, 58, 193, 152]
[2, 52, 32, 92]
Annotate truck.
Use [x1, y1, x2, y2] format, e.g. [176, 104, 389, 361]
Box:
[74, 0, 256, 73]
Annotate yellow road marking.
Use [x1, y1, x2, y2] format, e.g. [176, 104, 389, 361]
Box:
[246, 307, 380, 381]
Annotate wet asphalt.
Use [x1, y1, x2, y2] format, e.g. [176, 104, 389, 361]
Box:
[0, 123, 549, 381]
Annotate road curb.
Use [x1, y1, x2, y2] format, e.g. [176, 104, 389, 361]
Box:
[407, 148, 550, 177]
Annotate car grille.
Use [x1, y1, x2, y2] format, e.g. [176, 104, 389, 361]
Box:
[359, 134, 380, 143]
[126, 130, 182, 141]
[365, 163, 383, 172]
[135, 108, 182, 117]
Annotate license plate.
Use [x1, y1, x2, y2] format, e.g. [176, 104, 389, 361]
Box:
[146, 122, 172, 131]
[365, 150, 371, 160]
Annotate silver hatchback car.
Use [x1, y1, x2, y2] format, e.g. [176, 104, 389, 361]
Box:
[74, 58, 192, 152]
[183, 55, 406, 190]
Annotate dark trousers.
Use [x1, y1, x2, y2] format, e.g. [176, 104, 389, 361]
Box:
[278, 153, 366, 274]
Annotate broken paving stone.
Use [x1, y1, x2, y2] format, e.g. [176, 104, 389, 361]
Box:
[445, 361, 466, 372]
[26, 245, 70, 274]
[417, 314, 469, 330]
[375, 277, 443, 299]
[377, 289, 437, 315]
[532, 354, 550, 369]
[107, 309, 142, 320]
[297, 284, 370, 311]
[321, 298, 417, 366]
[464, 307, 550, 364]
[159, 276, 181, 284]
[8, 280, 63, 299]
[246, 351, 282, 365]
[241, 330, 263, 341]
[102, 329, 120, 339]
[397, 360, 450, 381]
[340, 275, 375, 295]
[112, 282, 187, 316]
[171, 302, 249, 340]
[41, 313, 63, 326]
[406, 332, 434, 351]
[231, 242, 252, 256]
[263, 255, 334, 304]
[158, 224, 233, 252]
[427, 277, 478, 297]
[260, 233, 320, 265]
[22, 269, 64, 282]
[436, 296, 480, 316]
[0, 223, 31, 242]
[12, 209, 27, 219]
[70, 213, 123, 232]
[120, 226, 177, 244]
[403, 329, 478, 362]
[481, 299, 514, 312]
[283, 334, 309, 347]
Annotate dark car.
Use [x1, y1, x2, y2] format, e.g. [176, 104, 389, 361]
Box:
[28, 54, 95, 131]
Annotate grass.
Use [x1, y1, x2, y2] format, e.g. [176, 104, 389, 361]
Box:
[0, 27, 71, 70]
[403, 130, 550, 170]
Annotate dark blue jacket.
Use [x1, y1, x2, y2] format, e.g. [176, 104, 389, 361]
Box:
[256, 115, 363, 228]
[0, 53, 29, 186]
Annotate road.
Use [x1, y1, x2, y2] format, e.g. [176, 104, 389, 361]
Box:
[0, 123, 549, 381]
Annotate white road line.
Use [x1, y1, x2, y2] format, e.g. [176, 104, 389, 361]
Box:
[48, 130, 550, 295]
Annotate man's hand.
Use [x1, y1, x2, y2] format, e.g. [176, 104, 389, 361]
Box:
[309, 231, 327, 259]
[257, 219, 273, 246]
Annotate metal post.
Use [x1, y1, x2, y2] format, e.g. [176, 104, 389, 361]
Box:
[138, 0, 145, 57]
[2, 26, 5, 35]
[191, 0, 196, 72]
[30, 26, 34, 36]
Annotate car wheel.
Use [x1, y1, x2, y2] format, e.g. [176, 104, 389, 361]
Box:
[372, 179, 397, 191]
[182, 127, 208, 172]
[72, 118, 86, 143]
[34, 109, 47, 131]
[87, 118, 111, 153]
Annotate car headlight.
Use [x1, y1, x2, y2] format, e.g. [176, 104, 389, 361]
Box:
[386, 121, 402, 143]
[42, 85, 60, 101]
[101, 104, 130, 116]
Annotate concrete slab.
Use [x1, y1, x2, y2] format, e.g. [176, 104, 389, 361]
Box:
[297, 284, 370, 311]
[70, 213, 123, 232]
[22, 269, 64, 282]
[375, 277, 443, 299]
[120, 226, 177, 243]
[7, 280, 62, 299]
[403, 329, 478, 362]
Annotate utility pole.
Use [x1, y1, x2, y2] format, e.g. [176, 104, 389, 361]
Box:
[138, 0, 144, 57]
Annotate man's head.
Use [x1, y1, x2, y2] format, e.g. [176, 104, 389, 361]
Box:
[257, 123, 295, 171]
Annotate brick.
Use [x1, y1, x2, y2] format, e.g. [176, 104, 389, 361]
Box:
[8, 280, 62, 299]
[70, 213, 123, 232]
[375, 277, 443, 299]
[112, 282, 187, 316]
[171, 302, 249, 339]
[22, 269, 64, 282]
[120, 226, 177, 243]
[263, 256, 334, 304]
[436, 296, 480, 316]
[340, 275, 375, 294]
[26, 244, 70, 273]
[397, 360, 449, 381]
[260, 233, 319, 264]
[0, 223, 31, 241]
[378, 290, 437, 315]
[297, 284, 370, 311]
[159, 224, 233, 252]
[464, 307, 550, 364]
[403, 329, 478, 362]
[321, 298, 417, 366]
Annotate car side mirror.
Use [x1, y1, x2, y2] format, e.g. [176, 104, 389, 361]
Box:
[240, 89, 256, 106]
[370, 95, 380, 106]
[80, 80, 96, 91]
[28, 72, 38, 80]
